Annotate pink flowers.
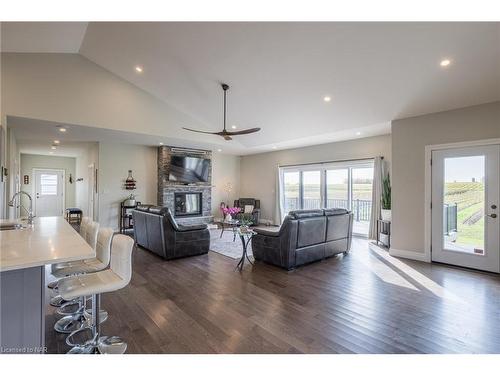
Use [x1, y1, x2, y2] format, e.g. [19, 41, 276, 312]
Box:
[222, 206, 241, 215]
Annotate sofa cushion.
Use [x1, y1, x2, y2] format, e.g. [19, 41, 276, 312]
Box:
[136, 204, 153, 212]
[148, 206, 169, 215]
[288, 209, 324, 219]
[296, 216, 326, 248]
[326, 213, 351, 242]
[323, 208, 349, 216]
[177, 223, 208, 232]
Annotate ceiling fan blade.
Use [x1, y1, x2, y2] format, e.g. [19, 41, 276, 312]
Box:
[182, 127, 218, 135]
[225, 127, 261, 135]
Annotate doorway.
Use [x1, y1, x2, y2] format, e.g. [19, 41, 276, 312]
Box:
[33, 168, 65, 217]
[431, 145, 499, 273]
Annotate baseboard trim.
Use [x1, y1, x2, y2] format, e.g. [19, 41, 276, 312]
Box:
[388, 248, 431, 263]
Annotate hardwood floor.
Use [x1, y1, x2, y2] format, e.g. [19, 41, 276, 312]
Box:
[45, 238, 500, 354]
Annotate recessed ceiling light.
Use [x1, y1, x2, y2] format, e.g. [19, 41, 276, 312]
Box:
[135, 66, 143, 73]
[49, 151, 54, 155]
[159, 142, 163, 146]
[217, 149, 222, 152]
[58, 127, 67, 133]
[272, 145, 277, 149]
[231, 125, 237, 129]
[323, 96, 332, 102]
[356, 131, 362, 136]
[51, 146, 57, 150]
[53, 140, 60, 144]
[440, 59, 451, 67]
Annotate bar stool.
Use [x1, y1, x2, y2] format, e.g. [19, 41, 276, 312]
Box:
[48, 217, 91, 290]
[50, 221, 100, 307]
[60, 234, 134, 354]
[66, 207, 83, 224]
[53, 227, 114, 334]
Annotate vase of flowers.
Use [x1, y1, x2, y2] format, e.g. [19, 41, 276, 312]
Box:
[222, 206, 241, 222]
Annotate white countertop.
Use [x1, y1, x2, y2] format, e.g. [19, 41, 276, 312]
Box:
[0, 216, 95, 272]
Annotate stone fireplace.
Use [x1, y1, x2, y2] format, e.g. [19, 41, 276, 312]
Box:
[174, 192, 202, 217]
[157, 146, 213, 224]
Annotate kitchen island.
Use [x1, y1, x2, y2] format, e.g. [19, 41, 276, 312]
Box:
[0, 217, 95, 353]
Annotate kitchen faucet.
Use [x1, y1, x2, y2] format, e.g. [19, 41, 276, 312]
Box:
[8, 191, 34, 225]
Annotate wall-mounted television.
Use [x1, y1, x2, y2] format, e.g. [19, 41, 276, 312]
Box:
[168, 155, 210, 183]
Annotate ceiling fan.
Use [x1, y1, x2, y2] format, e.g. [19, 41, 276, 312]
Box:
[183, 83, 261, 141]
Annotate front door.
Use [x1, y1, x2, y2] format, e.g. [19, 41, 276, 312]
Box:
[431, 145, 500, 273]
[34, 169, 64, 217]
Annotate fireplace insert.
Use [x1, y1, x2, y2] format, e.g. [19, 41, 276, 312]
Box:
[174, 192, 202, 217]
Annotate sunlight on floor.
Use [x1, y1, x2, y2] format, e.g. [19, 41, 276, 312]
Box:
[358, 247, 419, 291]
[368, 244, 463, 303]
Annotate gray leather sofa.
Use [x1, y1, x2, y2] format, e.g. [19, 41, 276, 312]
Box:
[132, 205, 210, 260]
[252, 208, 353, 270]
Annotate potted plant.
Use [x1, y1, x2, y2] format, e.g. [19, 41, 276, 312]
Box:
[381, 174, 391, 221]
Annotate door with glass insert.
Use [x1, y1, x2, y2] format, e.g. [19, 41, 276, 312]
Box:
[34, 169, 64, 217]
[431, 145, 500, 273]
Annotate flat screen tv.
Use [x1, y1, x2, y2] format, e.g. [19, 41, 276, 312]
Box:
[169, 155, 210, 183]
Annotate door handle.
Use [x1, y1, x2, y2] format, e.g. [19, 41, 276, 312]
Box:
[487, 213, 497, 218]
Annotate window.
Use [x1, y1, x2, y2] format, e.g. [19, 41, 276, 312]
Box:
[280, 161, 374, 236]
[302, 171, 321, 209]
[40, 174, 58, 196]
[283, 171, 300, 214]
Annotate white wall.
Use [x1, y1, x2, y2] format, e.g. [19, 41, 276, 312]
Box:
[6, 126, 20, 218]
[1, 53, 206, 141]
[98, 143, 157, 231]
[20, 153, 76, 214]
[75, 142, 99, 218]
[391, 101, 500, 256]
[240, 135, 392, 223]
[211, 153, 241, 219]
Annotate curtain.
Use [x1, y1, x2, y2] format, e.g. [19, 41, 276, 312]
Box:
[274, 166, 284, 225]
[369, 156, 385, 239]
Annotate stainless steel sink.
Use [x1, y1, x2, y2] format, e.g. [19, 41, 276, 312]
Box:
[0, 223, 27, 231]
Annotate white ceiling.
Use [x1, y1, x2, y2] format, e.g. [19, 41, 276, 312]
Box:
[2, 22, 500, 154]
[1, 22, 88, 53]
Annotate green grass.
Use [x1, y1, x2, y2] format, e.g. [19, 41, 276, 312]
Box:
[445, 182, 484, 248]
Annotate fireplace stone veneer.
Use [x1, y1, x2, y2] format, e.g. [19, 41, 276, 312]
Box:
[157, 146, 213, 224]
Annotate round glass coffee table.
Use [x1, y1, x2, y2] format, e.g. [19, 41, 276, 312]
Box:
[220, 219, 240, 241]
[235, 227, 255, 271]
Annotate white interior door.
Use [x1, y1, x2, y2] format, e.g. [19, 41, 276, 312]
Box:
[34, 169, 64, 217]
[431, 145, 500, 273]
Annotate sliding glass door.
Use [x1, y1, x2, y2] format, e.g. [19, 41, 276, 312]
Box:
[302, 170, 322, 209]
[280, 161, 374, 236]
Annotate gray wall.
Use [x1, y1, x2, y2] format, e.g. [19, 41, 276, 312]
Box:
[240, 135, 392, 223]
[98, 143, 157, 231]
[391, 101, 500, 254]
[20, 153, 76, 211]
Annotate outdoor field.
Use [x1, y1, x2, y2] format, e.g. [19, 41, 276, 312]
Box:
[444, 181, 484, 249]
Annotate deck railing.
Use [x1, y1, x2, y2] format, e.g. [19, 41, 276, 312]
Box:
[284, 198, 372, 222]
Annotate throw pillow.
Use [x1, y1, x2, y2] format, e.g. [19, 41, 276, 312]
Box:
[244, 205, 254, 214]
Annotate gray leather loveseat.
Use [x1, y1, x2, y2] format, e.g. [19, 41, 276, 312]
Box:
[132, 205, 210, 260]
[252, 209, 353, 270]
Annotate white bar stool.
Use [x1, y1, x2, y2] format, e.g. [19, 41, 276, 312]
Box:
[53, 227, 114, 334]
[60, 234, 134, 354]
[47, 217, 91, 290]
[50, 221, 100, 307]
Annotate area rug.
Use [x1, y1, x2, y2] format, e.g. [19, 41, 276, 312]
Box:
[209, 228, 253, 260]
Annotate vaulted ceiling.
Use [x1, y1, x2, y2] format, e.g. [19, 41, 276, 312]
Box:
[2, 22, 500, 154]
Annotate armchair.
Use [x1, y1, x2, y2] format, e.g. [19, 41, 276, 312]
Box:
[233, 198, 261, 226]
